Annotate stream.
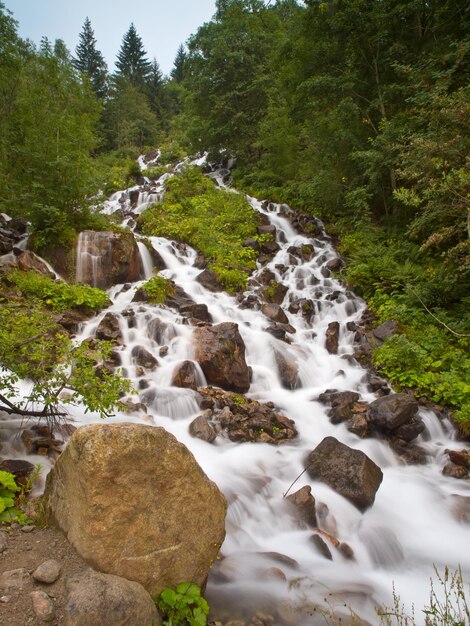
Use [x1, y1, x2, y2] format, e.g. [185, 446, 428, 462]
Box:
[3, 158, 470, 624]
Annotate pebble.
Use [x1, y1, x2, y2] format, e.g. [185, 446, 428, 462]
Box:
[30, 590, 54, 622]
[21, 525, 36, 533]
[32, 560, 61, 584]
[0, 596, 11, 604]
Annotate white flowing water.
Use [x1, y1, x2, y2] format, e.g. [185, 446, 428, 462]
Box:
[6, 168, 470, 624]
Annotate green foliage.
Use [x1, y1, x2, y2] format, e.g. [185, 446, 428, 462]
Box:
[141, 275, 175, 304]
[7, 270, 109, 312]
[140, 166, 260, 291]
[155, 582, 209, 626]
[0, 470, 29, 525]
[0, 304, 131, 420]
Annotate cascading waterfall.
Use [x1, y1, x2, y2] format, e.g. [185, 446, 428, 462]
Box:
[76, 230, 113, 288]
[5, 160, 470, 624]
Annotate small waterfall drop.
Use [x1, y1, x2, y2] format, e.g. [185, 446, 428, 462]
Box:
[76, 231, 112, 288]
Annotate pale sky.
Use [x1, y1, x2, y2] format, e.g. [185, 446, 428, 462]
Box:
[4, 0, 217, 76]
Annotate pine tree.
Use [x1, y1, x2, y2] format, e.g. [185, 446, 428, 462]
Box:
[170, 44, 186, 83]
[115, 23, 151, 87]
[146, 57, 164, 117]
[73, 17, 108, 98]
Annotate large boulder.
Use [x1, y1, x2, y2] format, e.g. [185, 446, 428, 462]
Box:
[76, 231, 140, 288]
[305, 436, 383, 511]
[43, 423, 227, 596]
[17, 250, 55, 278]
[193, 322, 250, 393]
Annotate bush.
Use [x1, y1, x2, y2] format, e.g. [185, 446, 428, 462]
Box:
[7, 270, 110, 312]
[141, 275, 175, 304]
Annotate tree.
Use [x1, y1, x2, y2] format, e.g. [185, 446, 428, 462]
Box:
[115, 23, 151, 87]
[73, 17, 108, 98]
[170, 44, 186, 83]
[146, 57, 164, 118]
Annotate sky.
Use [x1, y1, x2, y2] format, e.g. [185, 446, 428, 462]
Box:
[4, 0, 217, 76]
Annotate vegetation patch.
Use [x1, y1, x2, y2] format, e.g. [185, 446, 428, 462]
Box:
[140, 166, 261, 292]
[338, 223, 470, 432]
[155, 582, 209, 626]
[141, 275, 175, 304]
[5, 270, 110, 313]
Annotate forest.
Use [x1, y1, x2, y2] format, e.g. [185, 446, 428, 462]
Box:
[0, 0, 469, 428]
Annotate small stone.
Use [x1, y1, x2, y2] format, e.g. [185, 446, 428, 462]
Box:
[338, 542, 355, 560]
[0, 596, 11, 603]
[21, 525, 36, 533]
[30, 590, 54, 622]
[310, 534, 332, 560]
[33, 560, 61, 584]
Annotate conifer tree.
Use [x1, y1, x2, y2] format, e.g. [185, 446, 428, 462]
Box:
[146, 57, 164, 117]
[73, 17, 108, 98]
[170, 44, 186, 83]
[115, 23, 151, 87]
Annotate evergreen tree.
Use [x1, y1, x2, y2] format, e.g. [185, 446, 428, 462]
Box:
[73, 17, 108, 98]
[146, 57, 164, 118]
[115, 23, 151, 87]
[170, 44, 186, 83]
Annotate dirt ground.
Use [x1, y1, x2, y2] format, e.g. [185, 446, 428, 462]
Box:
[0, 525, 89, 626]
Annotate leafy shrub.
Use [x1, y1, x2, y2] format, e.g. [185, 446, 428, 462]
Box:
[140, 166, 260, 291]
[7, 270, 110, 312]
[141, 275, 175, 304]
[155, 582, 209, 626]
[0, 471, 29, 525]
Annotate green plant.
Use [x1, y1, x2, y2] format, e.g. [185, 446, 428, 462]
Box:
[142, 275, 175, 304]
[155, 582, 209, 626]
[0, 470, 30, 525]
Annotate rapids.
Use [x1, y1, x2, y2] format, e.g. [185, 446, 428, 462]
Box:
[5, 160, 470, 624]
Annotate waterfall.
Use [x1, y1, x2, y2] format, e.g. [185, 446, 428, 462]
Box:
[6, 161, 470, 625]
[76, 231, 112, 288]
[137, 241, 155, 280]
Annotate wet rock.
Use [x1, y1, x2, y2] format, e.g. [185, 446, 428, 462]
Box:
[310, 534, 332, 560]
[389, 439, 427, 465]
[30, 590, 54, 622]
[179, 302, 212, 323]
[446, 449, 470, 469]
[393, 418, 425, 442]
[326, 391, 360, 424]
[0, 568, 30, 590]
[367, 374, 390, 395]
[147, 317, 174, 344]
[260, 240, 280, 255]
[265, 323, 295, 343]
[197, 388, 297, 444]
[325, 257, 345, 272]
[373, 320, 398, 342]
[194, 322, 250, 393]
[262, 303, 288, 324]
[95, 312, 122, 343]
[129, 189, 140, 206]
[305, 436, 383, 511]
[130, 345, 158, 370]
[21, 425, 63, 456]
[196, 268, 223, 292]
[262, 281, 288, 305]
[65, 569, 159, 626]
[193, 254, 207, 269]
[338, 542, 355, 560]
[32, 560, 62, 584]
[149, 247, 166, 271]
[274, 350, 299, 390]
[17, 250, 55, 277]
[7, 216, 28, 235]
[286, 486, 317, 527]
[159, 346, 169, 357]
[171, 360, 198, 390]
[44, 423, 227, 595]
[189, 412, 218, 443]
[367, 393, 419, 433]
[325, 321, 340, 354]
[0, 459, 35, 486]
[443, 463, 468, 479]
[76, 231, 140, 288]
[347, 413, 369, 438]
